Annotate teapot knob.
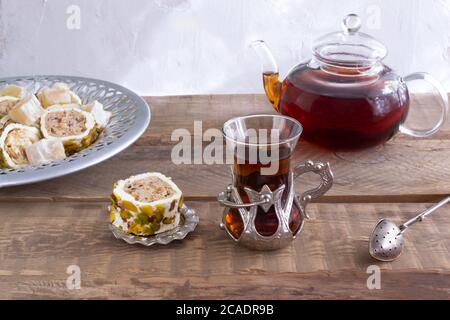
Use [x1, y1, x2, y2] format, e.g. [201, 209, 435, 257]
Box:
[342, 14, 361, 34]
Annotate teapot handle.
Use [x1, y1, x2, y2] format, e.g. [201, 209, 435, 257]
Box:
[400, 72, 449, 138]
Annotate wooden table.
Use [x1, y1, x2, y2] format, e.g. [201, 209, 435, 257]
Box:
[0, 95, 449, 299]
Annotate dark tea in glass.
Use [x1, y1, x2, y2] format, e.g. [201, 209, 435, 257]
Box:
[222, 115, 308, 242]
[220, 114, 333, 250]
[226, 145, 303, 238]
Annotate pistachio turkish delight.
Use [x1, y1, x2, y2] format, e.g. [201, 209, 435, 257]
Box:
[110, 172, 183, 236]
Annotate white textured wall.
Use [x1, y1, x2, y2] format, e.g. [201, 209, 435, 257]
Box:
[0, 0, 449, 95]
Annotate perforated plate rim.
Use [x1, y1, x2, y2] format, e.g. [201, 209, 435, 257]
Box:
[0, 75, 151, 188]
[109, 204, 199, 247]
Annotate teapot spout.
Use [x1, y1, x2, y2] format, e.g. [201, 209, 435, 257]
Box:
[251, 40, 281, 111]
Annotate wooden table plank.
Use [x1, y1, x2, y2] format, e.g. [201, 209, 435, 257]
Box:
[2, 94, 450, 202]
[0, 201, 448, 299]
[0, 94, 449, 300]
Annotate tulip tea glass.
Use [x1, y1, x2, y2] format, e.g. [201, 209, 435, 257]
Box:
[218, 115, 333, 250]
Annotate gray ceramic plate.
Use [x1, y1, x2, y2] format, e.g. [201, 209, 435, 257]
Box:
[0, 75, 151, 187]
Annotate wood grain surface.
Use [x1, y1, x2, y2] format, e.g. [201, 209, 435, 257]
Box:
[0, 94, 449, 299]
[2, 94, 450, 202]
[0, 201, 448, 299]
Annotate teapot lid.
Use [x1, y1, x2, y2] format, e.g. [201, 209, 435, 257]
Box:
[313, 14, 387, 67]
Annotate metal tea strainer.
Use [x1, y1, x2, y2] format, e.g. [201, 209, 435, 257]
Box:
[369, 196, 450, 262]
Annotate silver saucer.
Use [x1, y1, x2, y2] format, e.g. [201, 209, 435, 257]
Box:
[110, 204, 199, 246]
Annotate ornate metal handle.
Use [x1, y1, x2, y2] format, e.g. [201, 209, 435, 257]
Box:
[294, 160, 333, 219]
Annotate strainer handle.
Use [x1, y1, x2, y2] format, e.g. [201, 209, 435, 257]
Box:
[400, 195, 450, 231]
[399, 72, 449, 138]
[293, 160, 333, 219]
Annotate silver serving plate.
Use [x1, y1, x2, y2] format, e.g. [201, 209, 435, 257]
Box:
[0, 75, 151, 187]
[109, 204, 199, 246]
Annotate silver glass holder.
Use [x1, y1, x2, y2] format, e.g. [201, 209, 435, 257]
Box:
[218, 160, 333, 250]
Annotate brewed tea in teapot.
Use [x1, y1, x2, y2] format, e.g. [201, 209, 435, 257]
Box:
[254, 14, 448, 150]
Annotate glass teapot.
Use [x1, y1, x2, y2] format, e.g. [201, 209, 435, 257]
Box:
[252, 14, 449, 150]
